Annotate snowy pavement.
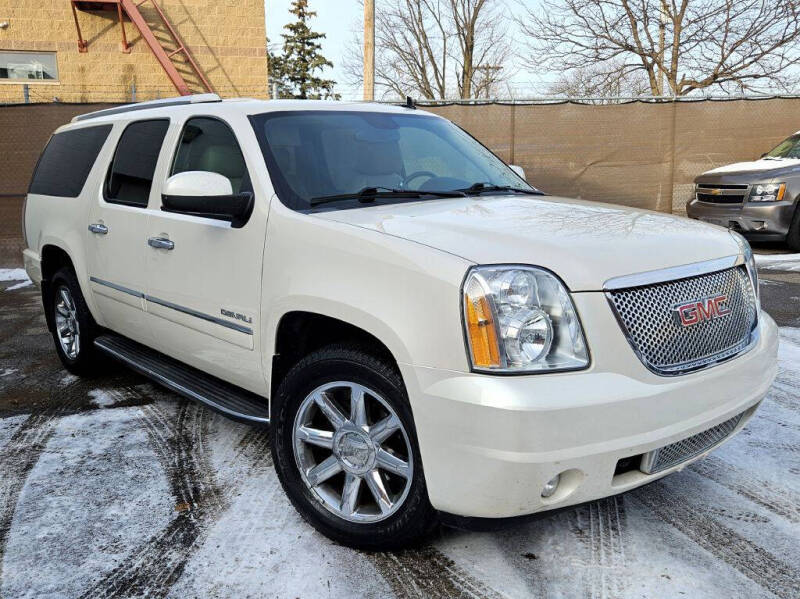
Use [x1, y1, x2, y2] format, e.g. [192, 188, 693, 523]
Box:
[754, 253, 800, 273]
[0, 265, 798, 599]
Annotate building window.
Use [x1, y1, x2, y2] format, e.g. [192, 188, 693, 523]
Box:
[0, 51, 58, 82]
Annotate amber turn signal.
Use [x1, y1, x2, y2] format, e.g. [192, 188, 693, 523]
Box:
[464, 289, 501, 368]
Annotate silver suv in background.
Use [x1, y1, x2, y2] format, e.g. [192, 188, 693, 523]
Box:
[688, 131, 800, 250]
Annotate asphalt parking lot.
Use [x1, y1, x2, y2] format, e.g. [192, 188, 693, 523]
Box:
[1, 252, 798, 599]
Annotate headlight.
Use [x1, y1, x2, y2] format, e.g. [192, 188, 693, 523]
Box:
[748, 183, 785, 202]
[462, 265, 589, 373]
[730, 231, 760, 305]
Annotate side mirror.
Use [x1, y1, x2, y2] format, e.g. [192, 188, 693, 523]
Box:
[509, 164, 526, 180]
[161, 171, 254, 229]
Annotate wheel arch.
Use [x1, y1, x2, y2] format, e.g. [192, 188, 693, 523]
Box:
[40, 244, 78, 332]
[39, 242, 104, 332]
[269, 309, 406, 402]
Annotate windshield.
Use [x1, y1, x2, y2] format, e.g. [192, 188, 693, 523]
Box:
[765, 133, 800, 159]
[249, 110, 535, 210]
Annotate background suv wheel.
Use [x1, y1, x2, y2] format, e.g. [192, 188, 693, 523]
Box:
[271, 344, 438, 550]
[787, 206, 800, 251]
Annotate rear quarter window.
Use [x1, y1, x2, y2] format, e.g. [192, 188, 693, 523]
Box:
[28, 124, 113, 198]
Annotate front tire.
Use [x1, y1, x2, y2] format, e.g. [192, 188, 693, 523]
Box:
[48, 267, 102, 376]
[271, 345, 438, 550]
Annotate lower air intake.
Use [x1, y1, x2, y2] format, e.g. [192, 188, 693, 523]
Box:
[640, 412, 744, 474]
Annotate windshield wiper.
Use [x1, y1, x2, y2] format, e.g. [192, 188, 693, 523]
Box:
[457, 182, 544, 195]
[310, 186, 466, 207]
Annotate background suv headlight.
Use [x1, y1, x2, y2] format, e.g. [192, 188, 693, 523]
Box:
[748, 183, 785, 202]
[462, 265, 589, 373]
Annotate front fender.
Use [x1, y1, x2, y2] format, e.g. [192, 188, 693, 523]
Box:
[260, 202, 474, 389]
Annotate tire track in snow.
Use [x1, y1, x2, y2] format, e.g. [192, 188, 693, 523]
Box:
[0, 413, 57, 585]
[568, 496, 628, 599]
[689, 456, 800, 524]
[0, 378, 84, 587]
[234, 425, 272, 470]
[745, 438, 800, 454]
[78, 401, 227, 599]
[368, 546, 505, 599]
[634, 481, 800, 599]
[771, 381, 800, 413]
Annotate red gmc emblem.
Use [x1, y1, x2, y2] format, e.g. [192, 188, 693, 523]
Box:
[674, 294, 731, 327]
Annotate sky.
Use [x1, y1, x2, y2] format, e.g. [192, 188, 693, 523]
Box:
[265, 0, 544, 100]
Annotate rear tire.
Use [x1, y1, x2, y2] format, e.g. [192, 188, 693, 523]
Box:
[48, 267, 102, 376]
[270, 344, 438, 550]
[787, 206, 800, 251]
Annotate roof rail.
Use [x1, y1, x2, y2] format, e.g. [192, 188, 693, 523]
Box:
[72, 93, 221, 122]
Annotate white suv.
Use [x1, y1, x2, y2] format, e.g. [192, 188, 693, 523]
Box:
[22, 94, 778, 549]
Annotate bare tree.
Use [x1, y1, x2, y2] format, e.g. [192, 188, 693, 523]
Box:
[344, 0, 511, 100]
[548, 61, 651, 99]
[518, 0, 800, 97]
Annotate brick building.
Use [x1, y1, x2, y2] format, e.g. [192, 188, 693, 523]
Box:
[0, 0, 268, 104]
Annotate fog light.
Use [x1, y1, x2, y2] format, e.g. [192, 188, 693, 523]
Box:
[541, 474, 561, 498]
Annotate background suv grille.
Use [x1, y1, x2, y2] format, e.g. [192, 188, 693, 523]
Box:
[696, 183, 749, 204]
[607, 266, 757, 375]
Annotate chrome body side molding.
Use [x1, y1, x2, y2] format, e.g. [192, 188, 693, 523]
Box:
[89, 276, 253, 335]
[90, 276, 143, 298]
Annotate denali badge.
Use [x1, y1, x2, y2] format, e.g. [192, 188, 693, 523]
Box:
[220, 308, 253, 324]
[674, 294, 731, 327]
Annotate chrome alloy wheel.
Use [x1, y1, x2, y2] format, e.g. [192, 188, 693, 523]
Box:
[293, 381, 414, 523]
[54, 286, 80, 360]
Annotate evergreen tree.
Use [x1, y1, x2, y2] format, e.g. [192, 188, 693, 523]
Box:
[267, 42, 293, 99]
[271, 0, 339, 100]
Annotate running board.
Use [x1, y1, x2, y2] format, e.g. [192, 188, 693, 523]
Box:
[94, 334, 269, 425]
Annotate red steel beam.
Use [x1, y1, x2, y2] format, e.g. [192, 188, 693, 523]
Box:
[118, 0, 191, 95]
[142, 0, 213, 93]
[70, 0, 213, 96]
[70, 1, 89, 53]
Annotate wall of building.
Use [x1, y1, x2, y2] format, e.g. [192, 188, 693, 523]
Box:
[0, 0, 268, 104]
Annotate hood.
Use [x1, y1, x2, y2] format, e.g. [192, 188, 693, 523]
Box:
[313, 196, 740, 291]
[702, 157, 800, 178]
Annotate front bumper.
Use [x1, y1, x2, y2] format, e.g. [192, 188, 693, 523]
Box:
[400, 293, 779, 518]
[686, 198, 794, 238]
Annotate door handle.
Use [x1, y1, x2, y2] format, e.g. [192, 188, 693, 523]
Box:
[88, 223, 108, 235]
[148, 237, 175, 250]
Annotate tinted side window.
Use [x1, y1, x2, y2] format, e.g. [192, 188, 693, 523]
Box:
[29, 125, 112, 197]
[106, 119, 169, 207]
[171, 117, 250, 194]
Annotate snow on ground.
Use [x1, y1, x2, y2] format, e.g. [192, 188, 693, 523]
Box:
[754, 253, 800, 272]
[0, 268, 32, 292]
[0, 269, 29, 282]
[0, 290, 798, 598]
[88, 389, 125, 408]
[1, 408, 173, 599]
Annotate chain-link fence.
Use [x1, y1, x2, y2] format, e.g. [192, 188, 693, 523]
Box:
[422, 96, 800, 214]
[1, 103, 122, 266]
[2, 96, 798, 265]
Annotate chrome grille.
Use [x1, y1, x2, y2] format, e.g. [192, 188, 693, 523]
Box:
[640, 412, 743, 474]
[607, 266, 757, 375]
[696, 183, 749, 204]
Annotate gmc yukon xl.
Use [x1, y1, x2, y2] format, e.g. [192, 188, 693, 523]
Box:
[22, 95, 778, 549]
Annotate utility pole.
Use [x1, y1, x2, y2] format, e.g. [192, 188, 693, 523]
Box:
[363, 0, 375, 101]
[658, 1, 667, 96]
